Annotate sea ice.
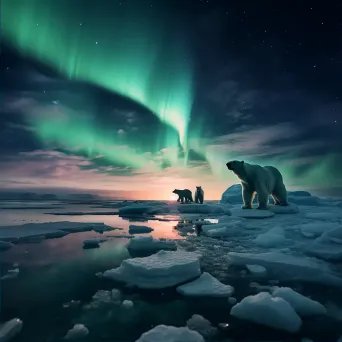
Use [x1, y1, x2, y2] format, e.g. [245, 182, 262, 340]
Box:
[128, 225, 154, 234]
[0, 221, 110, 241]
[103, 250, 201, 289]
[288, 196, 322, 206]
[230, 292, 302, 333]
[0, 318, 23, 342]
[254, 227, 286, 248]
[83, 238, 107, 249]
[271, 287, 327, 316]
[268, 203, 299, 214]
[127, 236, 177, 253]
[135, 325, 204, 342]
[246, 264, 267, 276]
[64, 324, 89, 340]
[121, 300, 134, 309]
[119, 204, 165, 215]
[227, 251, 342, 287]
[176, 203, 231, 215]
[305, 212, 340, 221]
[92, 290, 112, 303]
[300, 222, 339, 238]
[230, 208, 275, 219]
[0, 241, 14, 251]
[177, 272, 234, 297]
[186, 314, 218, 338]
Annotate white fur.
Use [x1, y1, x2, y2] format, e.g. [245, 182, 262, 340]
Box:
[231, 161, 288, 210]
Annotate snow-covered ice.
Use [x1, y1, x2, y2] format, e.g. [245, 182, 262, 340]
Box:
[268, 203, 299, 214]
[0, 221, 111, 241]
[64, 324, 89, 340]
[186, 314, 218, 338]
[127, 236, 177, 253]
[0, 318, 23, 342]
[246, 264, 267, 276]
[230, 292, 302, 333]
[176, 203, 231, 215]
[271, 287, 327, 316]
[299, 222, 339, 238]
[254, 227, 286, 248]
[135, 325, 204, 342]
[230, 208, 275, 219]
[128, 225, 154, 234]
[227, 251, 342, 287]
[103, 250, 201, 289]
[121, 300, 134, 309]
[177, 272, 234, 297]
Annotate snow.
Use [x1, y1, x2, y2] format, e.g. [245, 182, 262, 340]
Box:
[0, 318, 23, 342]
[128, 225, 154, 234]
[103, 250, 201, 289]
[227, 251, 342, 287]
[64, 324, 89, 340]
[230, 208, 275, 219]
[268, 203, 299, 214]
[135, 325, 204, 342]
[0, 221, 111, 241]
[177, 272, 234, 297]
[254, 227, 286, 248]
[271, 286, 327, 316]
[186, 314, 218, 338]
[127, 236, 177, 253]
[230, 292, 302, 333]
[246, 264, 267, 276]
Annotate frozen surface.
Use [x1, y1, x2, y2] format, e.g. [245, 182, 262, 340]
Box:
[0, 241, 14, 251]
[299, 222, 339, 238]
[177, 272, 234, 297]
[246, 264, 267, 276]
[64, 324, 89, 340]
[0, 221, 111, 241]
[121, 300, 134, 309]
[230, 292, 302, 333]
[103, 250, 201, 289]
[268, 203, 299, 214]
[186, 314, 218, 338]
[135, 325, 204, 342]
[127, 236, 177, 252]
[0, 318, 23, 342]
[254, 227, 286, 248]
[176, 204, 230, 215]
[230, 209, 275, 219]
[129, 225, 154, 234]
[271, 287, 327, 316]
[227, 252, 342, 287]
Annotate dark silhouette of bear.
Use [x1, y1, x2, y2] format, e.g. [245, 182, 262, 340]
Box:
[195, 186, 204, 204]
[172, 189, 193, 203]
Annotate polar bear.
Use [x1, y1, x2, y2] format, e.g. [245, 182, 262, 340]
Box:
[172, 189, 193, 203]
[226, 160, 288, 210]
[194, 186, 204, 204]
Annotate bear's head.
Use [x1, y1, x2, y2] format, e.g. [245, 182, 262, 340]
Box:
[196, 186, 202, 191]
[226, 160, 244, 175]
[172, 189, 180, 194]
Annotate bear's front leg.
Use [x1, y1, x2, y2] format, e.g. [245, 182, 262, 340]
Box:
[181, 196, 185, 203]
[177, 196, 181, 202]
[242, 185, 253, 209]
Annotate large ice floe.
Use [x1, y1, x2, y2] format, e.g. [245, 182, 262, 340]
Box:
[135, 325, 204, 342]
[103, 250, 201, 289]
[127, 236, 177, 256]
[177, 272, 234, 297]
[230, 292, 302, 333]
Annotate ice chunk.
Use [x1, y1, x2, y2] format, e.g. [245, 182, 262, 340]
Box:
[177, 272, 234, 297]
[220, 184, 244, 204]
[135, 325, 204, 342]
[228, 297, 237, 305]
[246, 264, 267, 276]
[127, 236, 177, 254]
[129, 225, 154, 234]
[230, 209, 275, 219]
[271, 287, 326, 316]
[0, 221, 110, 241]
[83, 238, 106, 249]
[228, 251, 342, 287]
[103, 250, 201, 289]
[0, 241, 14, 251]
[202, 220, 245, 238]
[121, 300, 134, 309]
[300, 222, 338, 238]
[186, 314, 218, 338]
[0, 318, 23, 342]
[254, 227, 286, 248]
[177, 204, 230, 215]
[92, 290, 112, 303]
[111, 288, 121, 301]
[230, 292, 302, 333]
[1, 268, 19, 280]
[268, 203, 299, 214]
[64, 324, 89, 340]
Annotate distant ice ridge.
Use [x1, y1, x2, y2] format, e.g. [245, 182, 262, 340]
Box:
[0, 221, 112, 243]
[103, 250, 202, 289]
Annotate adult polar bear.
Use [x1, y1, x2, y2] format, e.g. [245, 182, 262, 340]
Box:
[226, 160, 288, 210]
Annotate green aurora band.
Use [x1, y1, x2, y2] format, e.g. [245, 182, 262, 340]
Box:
[2, 0, 193, 150]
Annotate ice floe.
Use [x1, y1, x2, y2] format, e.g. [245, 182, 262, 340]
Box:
[230, 208, 275, 219]
[135, 325, 204, 342]
[127, 236, 177, 256]
[128, 225, 154, 234]
[83, 238, 107, 249]
[177, 272, 234, 297]
[0, 318, 23, 342]
[186, 314, 218, 338]
[230, 292, 302, 333]
[64, 324, 89, 340]
[103, 250, 201, 289]
[253, 227, 286, 248]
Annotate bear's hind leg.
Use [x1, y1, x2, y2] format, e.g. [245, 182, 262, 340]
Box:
[271, 194, 280, 205]
[242, 186, 254, 209]
[273, 182, 288, 206]
[255, 184, 269, 210]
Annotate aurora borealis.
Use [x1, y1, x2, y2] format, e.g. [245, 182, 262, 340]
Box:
[1, 0, 342, 199]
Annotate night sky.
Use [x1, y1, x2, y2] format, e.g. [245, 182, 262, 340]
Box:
[1, 0, 342, 199]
